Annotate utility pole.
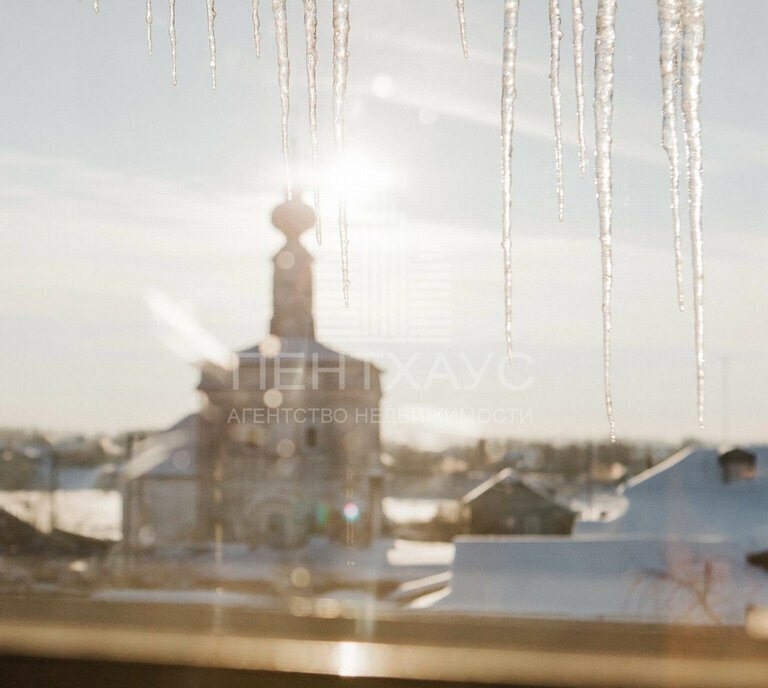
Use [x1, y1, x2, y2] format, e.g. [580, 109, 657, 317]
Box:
[48, 450, 59, 533]
[721, 356, 730, 447]
[122, 433, 134, 556]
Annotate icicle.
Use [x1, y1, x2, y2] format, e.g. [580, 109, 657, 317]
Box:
[657, 0, 685, 311]
[169, 0, 177, 86]
[549, 0, 564, 221]
[456, 0, 469, 59]
[681, 0, 705, 426]
[304, 0, 322, 243]
[207, 0, 217, 90]
[594, 0, 617, 442]
[571, 0, 587, 177]
[333, 0, 351, 306]
[252, 0, 262, 58]
[94, 0, 100, 14]
[146, 0, 153, 56]
[501, 0, 520, 363]
[273, 0, 293, 200]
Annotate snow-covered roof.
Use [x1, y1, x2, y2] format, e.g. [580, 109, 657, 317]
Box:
[430, 535, 768, 625]
[461, 467, 571, 512]
[575, 446, 768, 550]
[197, 337, 381, 392]
[239, 337, 378, 368]
[121, 414, 201, 481]
[461, 467, 515, 503]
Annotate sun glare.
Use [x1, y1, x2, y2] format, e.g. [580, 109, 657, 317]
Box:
[295, 154, 395, 208]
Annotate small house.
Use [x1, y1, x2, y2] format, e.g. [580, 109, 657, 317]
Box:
[461, 468, 576, 536]
[719, 447, 757, 483]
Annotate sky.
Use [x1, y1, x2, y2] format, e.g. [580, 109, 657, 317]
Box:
[0, 0, 765, 446]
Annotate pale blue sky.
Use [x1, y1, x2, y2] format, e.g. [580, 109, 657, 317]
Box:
[0, 0, 765, 445]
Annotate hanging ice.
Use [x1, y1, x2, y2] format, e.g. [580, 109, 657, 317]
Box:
[657, 0, 685, 311]
[207, 0, 217, 90]
[273, 0, 293, 199]
[252, 0, 262, 58]
[304, 0, 322, 243]
[456, 0, 469, 59]
[89, 0, 708, 440]
[549, 0, 564, 220]
[333, 0, 351, 306]
[681, 0, 705, 426]
[146, 0, 153, 56]
[594, 0, 617, 442]
[169, 0, 177, 86]
[571, 0, 587, 177]
[501, 0, 520, 363]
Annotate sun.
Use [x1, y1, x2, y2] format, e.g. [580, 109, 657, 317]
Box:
[294, 152, 395, 208]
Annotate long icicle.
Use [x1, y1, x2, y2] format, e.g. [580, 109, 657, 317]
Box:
[252, 0, 262, 58]
[657, 0, 685, 311]
[456, 0, 469, 59]
[207, 0, 217, 90]
[549, 0, 564, 221]
[146, 1, 153, 55]
[304, 0, 322, 243]
[594, 0, 617, 442]
[501, 0, 520, 364]
[169, 0, 177, 85]
[94, 0, 99, 13]
[333, 0, 351, 306]
[273, 0, 293, 200]
[571, 0, 587, 177]
[681, 0, 705, 427]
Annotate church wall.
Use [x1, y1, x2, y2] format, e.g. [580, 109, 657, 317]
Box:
[190, 197, 383, 548]
[126, 477, 199, 548]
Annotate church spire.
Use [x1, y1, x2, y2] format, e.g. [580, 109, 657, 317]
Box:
[269, 195, 316, 340]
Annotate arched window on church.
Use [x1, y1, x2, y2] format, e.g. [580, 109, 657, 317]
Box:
[305, 427, 317, 448]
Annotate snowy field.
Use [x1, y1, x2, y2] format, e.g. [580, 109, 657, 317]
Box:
[0, 489, 122, 541]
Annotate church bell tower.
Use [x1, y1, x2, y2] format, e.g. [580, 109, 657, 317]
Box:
[269, 196, 316, 340]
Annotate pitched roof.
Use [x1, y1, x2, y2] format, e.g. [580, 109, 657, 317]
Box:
[461, 468, 572, 512]
[121, 415, 202, 481]
[577, 445, 768, 549]
[461, 467, 516, 504]
[239, 337, 379, 369]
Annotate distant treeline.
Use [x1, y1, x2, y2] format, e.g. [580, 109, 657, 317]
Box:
[383, 438, 687, 480]
[0, 427, 157, 490]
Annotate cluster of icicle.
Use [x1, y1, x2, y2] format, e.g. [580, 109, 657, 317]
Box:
[658, 0, 706, 429]
[92, 0, 706, 440]
[500, 0, 705, 440]
[110, 0, 349, 301]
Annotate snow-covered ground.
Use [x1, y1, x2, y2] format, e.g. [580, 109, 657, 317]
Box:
[130, 538, 454, 589]
[569, 489, 628, 524]
[0, 489, 121, 541]
[417, 446, 768, 624]
[429, 535, 768, 625]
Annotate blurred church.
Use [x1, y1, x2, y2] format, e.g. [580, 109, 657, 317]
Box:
[122, 196, 383, 550]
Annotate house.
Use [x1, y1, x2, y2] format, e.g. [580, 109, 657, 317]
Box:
[382, 474, 486, 541]
[461, 468, 576, 536]
[122, 196, 383, 550]
[575, 446, 768, 550]
[121, 414, 202, 548]
[421, 446, 768, 624]
[383, 468, 576, 540]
